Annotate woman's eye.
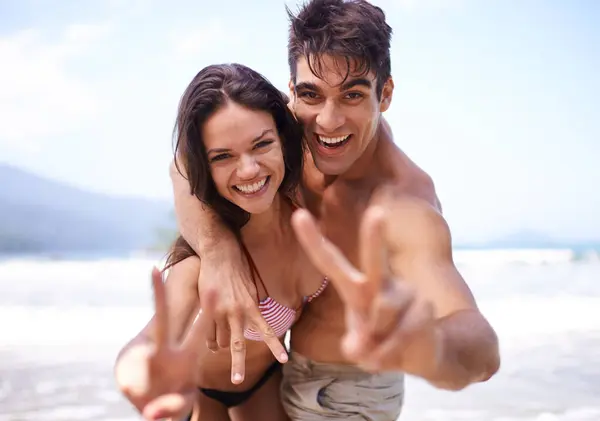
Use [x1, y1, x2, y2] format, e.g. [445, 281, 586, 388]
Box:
[210, 153, 229, 162]
[254, 140, 273, 149]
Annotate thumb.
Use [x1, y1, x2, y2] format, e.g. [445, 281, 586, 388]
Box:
[143, 391, 196, 421]
[115, 346, 153, 398]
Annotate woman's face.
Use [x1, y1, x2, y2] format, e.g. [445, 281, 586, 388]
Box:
[203, 101, 285, 215]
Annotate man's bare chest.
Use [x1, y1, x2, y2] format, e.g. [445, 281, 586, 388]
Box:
[318, 183, 374, 266]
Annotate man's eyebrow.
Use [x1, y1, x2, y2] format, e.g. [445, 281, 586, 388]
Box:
[295, 82, 321, 92]
[295, 78, 372, 93]
[340, 78, 372, 91]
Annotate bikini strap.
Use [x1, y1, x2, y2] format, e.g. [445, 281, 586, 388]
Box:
[238, 193, 299, 302]
[240, 242, 268, 301]
[305, 277, 329, 303]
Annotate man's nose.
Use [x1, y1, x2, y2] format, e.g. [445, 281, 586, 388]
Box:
[316, 100, 345, 133]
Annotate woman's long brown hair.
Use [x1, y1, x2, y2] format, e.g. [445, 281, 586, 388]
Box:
[162, 63, 305, 295]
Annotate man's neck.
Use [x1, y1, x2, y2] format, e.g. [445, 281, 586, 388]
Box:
[338, 120, 386, 182]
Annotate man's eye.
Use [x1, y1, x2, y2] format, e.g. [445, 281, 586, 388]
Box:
[299, 92, 318, 99]
[345, 92, 363, 100]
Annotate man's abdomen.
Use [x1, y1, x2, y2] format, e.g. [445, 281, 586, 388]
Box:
[290, 288, 350, 364]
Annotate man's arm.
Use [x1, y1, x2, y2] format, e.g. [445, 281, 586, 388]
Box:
[289, 193, 499, 390]
[170, 160, 239, 258]
[385, 197, 500, 390]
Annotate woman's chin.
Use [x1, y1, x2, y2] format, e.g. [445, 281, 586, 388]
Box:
[237, 200, 272, 215]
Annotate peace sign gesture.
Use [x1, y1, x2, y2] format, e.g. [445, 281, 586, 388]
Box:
[115, 267, 206, 421]
[291, 204, 439, 373]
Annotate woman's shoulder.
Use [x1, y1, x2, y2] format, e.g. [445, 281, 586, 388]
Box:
[164, 256, 201, 287]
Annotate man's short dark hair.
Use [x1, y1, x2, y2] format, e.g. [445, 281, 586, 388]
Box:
[287, 0, 392, 97]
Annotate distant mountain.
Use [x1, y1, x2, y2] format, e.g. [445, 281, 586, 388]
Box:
[0, 164, 174, 254]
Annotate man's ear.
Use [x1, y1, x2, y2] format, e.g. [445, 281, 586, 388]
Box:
[288, 79, 296, 113]
[379, 77, 394, 112]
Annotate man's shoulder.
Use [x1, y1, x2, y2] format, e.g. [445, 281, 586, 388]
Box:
[379, 141, 441, 211]
[406, 166, 440, 211]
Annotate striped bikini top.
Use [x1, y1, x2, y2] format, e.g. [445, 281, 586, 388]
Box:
[241, 244, 329, 341]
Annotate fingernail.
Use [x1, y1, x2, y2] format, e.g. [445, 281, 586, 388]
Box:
[280, 353, 288, 362]
[233, 373, 243, 383]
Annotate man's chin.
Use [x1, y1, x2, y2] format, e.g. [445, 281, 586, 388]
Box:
[313, 156, 353, 176]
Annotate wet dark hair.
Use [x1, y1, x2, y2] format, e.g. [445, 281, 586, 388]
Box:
[165, 63, 305, 271]
[287, 0, 392, 97]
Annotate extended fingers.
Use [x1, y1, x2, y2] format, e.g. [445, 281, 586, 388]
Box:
[359, 206, 386, 296]
[198, 288, 219, 352]
[250, 309, 288, 364]
[228, 314, 246, 384]
[151, 267, 168, 348]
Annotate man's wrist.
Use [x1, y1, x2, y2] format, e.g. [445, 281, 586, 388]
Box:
[418, 312, 497, 391]
[193, 231, 240, 260]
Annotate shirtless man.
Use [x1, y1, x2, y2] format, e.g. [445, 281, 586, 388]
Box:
[171, 0, 500, 418]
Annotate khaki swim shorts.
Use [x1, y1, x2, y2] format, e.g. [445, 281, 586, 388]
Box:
[281, 351, 404, 421]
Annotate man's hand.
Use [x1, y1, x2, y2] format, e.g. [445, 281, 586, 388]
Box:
[198, 250, 288, 385]
[290, 206, 441, 374]
[115, 268, 203, 421]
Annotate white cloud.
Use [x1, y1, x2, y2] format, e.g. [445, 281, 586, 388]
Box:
[0, 22, 112, 151]
[64, 22, 113, 47]
[169, 20, 243, 59]
[374, 0, 465, 11]
[107, 0, 151, 13]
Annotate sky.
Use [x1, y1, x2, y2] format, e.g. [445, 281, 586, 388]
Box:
[0, 0, 598, 244]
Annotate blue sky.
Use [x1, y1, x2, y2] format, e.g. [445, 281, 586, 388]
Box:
[0, 0, 598, 243]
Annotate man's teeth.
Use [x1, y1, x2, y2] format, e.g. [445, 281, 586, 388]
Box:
[318, 135, 350, 145]
[236, 178, 267, 194]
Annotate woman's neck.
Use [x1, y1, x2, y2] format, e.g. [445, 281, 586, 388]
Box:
[241, 193, 291, 246]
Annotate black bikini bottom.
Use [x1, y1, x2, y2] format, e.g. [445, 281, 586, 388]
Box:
[184, 360, 282, 420]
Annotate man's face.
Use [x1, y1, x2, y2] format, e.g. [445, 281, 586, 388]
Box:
[290, 54, 393, 176]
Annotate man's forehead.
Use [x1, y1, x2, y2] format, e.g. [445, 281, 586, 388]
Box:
[295, 55, 376, 89]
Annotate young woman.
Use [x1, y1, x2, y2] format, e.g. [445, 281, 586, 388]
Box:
[114, 63, 328, 421]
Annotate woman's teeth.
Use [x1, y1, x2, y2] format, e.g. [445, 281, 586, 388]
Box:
[235, 177, 267, 194]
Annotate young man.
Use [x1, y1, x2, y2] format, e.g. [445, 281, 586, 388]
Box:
[171, 0, 500, 418]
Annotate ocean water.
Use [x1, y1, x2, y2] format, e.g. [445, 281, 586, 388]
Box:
[0, 249, 599, 421]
